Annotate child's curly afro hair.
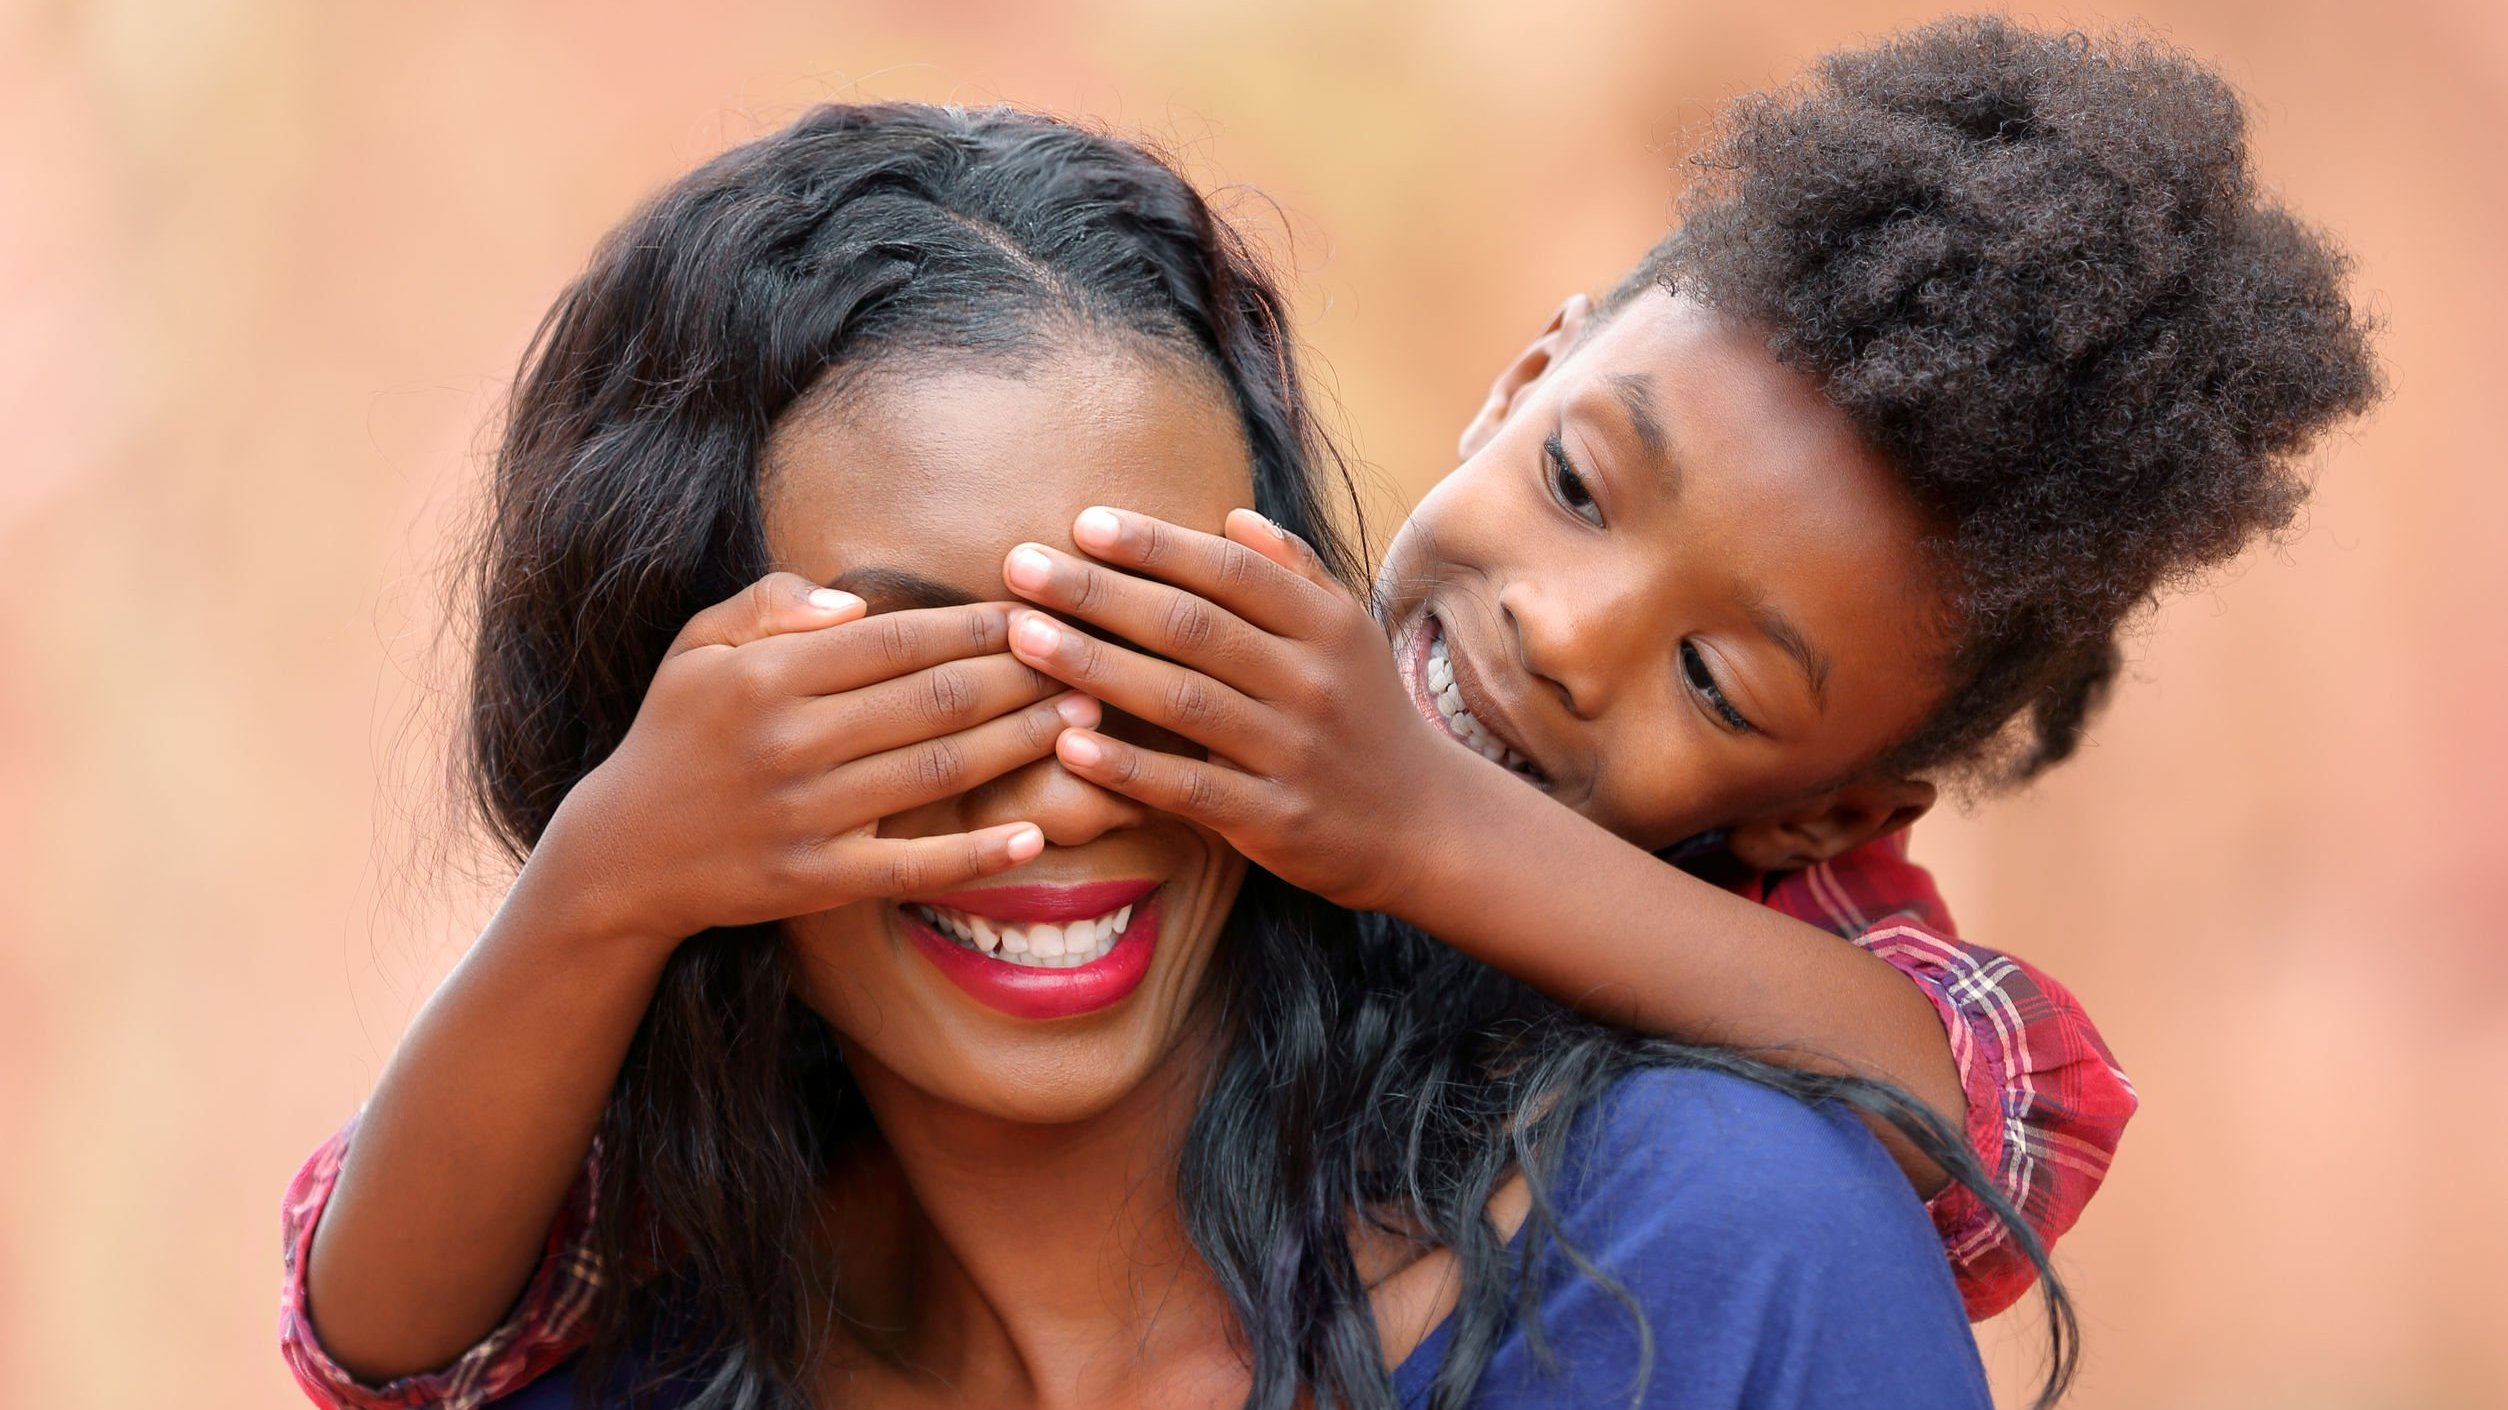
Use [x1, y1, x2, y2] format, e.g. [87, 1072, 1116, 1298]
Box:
[1615, 15, 2382, 785]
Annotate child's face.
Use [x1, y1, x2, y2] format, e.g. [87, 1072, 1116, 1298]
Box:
[1376, 289, 1956, 861]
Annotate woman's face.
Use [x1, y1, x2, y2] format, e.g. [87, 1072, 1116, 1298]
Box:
[760, 342, 1255, 1127]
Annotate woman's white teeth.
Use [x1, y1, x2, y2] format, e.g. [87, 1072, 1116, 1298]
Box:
[911, 902, 1137, 968]
[1426, 631, 1536, 774]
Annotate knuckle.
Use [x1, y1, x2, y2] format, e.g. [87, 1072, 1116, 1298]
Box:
[1018, 703, 1061, 752]
[722, 649, 780, 707]
[1160, 595, 1214, 655]
[1064, 632, 1108, 682]
[1163, 674, 1215, 730]
[1212, 542, 1257, 594]
[767, 835, 826, 893]
[922, 664, 978, 726]
[1180, 767, 1224, 817]
[875, 613, 920, 671]
[1065, 562, 1106, 614]
[1134, 518, 1171, 568]
[911, 736, 968, 795]
[878, 848, 929, 898]
[743, 714, 807, 776]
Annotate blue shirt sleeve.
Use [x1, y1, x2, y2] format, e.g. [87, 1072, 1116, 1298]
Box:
[1397, 1066, 1992, 1410]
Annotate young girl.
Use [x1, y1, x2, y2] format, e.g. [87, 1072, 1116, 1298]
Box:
[992, 10, 2377, 1316]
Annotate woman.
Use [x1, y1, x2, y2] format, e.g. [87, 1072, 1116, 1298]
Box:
[283, 103, 2029, 1410]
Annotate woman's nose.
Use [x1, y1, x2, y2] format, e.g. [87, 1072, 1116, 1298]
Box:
[957, 752, 1147, 849]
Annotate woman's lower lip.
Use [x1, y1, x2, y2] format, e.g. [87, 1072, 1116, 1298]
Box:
[903, 893, 1162, 1020]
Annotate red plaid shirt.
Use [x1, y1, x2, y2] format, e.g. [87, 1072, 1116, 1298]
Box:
[279, 830, 2134, 1408]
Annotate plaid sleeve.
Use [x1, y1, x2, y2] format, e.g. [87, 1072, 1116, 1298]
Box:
[1758, 834, 2139, 1321]
[1851, 923, 2137, 1319]
[279, 1115, 605, 1409]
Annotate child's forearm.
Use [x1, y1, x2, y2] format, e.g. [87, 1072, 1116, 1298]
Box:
[1389, 762, 1964, 1192]
[305, 853, 676, 1383]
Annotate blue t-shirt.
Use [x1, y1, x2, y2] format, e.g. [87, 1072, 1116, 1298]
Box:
[1389, 1067, 1989, 1409]
[496, 1068, 1987, 1410]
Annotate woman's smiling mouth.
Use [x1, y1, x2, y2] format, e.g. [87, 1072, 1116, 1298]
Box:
[899, 880, 1164, 1019]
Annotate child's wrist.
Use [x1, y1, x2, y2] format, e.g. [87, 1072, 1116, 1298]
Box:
[1351, 735, 1492, 922]
[504, 830, 686, 970]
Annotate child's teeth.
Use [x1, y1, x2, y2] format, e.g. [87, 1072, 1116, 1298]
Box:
[911, 901, 1139, 969]
[1426, 632, 1535, 774]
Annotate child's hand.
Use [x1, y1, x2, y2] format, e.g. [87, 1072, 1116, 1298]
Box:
[535, 572, 1091, 949]
[999, 507, 1462, 914]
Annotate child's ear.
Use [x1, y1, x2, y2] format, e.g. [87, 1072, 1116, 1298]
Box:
[1458, 293, 1594, 460]
[1726, 776, 1937, 873]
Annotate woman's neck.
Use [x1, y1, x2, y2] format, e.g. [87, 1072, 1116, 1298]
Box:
[819, 1028, 1247, 1409]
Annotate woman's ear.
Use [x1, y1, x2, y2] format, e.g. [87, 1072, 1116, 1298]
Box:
[1726, 776, 1937, 873]
[1457, 293, 1595, 460]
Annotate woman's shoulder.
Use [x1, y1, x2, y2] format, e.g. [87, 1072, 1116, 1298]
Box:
[1425, 1062, 1992, 1409]
[1564, 1062, 1922, 1224]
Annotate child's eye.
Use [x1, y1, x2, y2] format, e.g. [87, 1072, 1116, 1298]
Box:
[1680, 641, 1756, 734]
[1544, 433, 1603, 526]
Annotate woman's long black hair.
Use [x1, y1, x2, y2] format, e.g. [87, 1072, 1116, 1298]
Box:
[466, 103, 2072, 1410]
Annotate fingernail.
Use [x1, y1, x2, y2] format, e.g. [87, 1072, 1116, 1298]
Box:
[807, 588, 861, 613]
[1005, 824, 1045, 861]
[1052, 693, 1100, 728]
[1006, 545, 1054, 591]
[1236, 506, 1289, 540]
[1074, 507, 1122, 549]
[1059, 732, 1104, 767]
[1012, 614, 1064, 656]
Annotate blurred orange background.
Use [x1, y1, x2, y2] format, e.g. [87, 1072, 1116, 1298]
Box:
[5, 2, 2504, 1407]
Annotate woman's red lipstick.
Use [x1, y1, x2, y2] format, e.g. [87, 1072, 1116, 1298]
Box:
[902, 879, 1162, 1020]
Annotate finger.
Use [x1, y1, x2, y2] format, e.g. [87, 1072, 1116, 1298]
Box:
[824, 821, 1047, 900]
[1007, 610, 1268, 758]
[805, 655, 1085, 764]
[1223, 508, 1341, 595]
[668, 572, 865, 660]
[1002, 542, 1287, 692]
[1062, 506, 1334, 639]
[1052, 728, 1264, 830]
[760, 601, 1020, 698]
[817, 689, 1077, 821]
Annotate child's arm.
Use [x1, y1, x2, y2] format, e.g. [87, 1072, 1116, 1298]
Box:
[281, 1117, 602, 1409]
[292, 576, 1080, 1391]
[1765, 836, 2138, 1317]
[1003, 509, 1955, 1169]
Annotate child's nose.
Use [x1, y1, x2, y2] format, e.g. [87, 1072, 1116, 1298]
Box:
[1500, 578, 1619, 720]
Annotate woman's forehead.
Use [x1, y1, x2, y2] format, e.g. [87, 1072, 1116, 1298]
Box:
[762, 351, 1254, 597]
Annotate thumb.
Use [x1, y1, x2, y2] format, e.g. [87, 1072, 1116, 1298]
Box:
[667, 571, 864, 659]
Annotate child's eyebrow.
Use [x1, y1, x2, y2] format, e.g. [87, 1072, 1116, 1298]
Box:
[826, 566, 981, 609]
[1750, 598, 1833, 712]
[1606, 372, 1670, 465]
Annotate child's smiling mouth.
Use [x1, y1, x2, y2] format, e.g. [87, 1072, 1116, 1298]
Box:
[1398, 613, 1550, 786]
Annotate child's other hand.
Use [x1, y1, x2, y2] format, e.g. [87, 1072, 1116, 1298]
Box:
[1000, 507, 1459, 914]
[535, 573, 1087, 951]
